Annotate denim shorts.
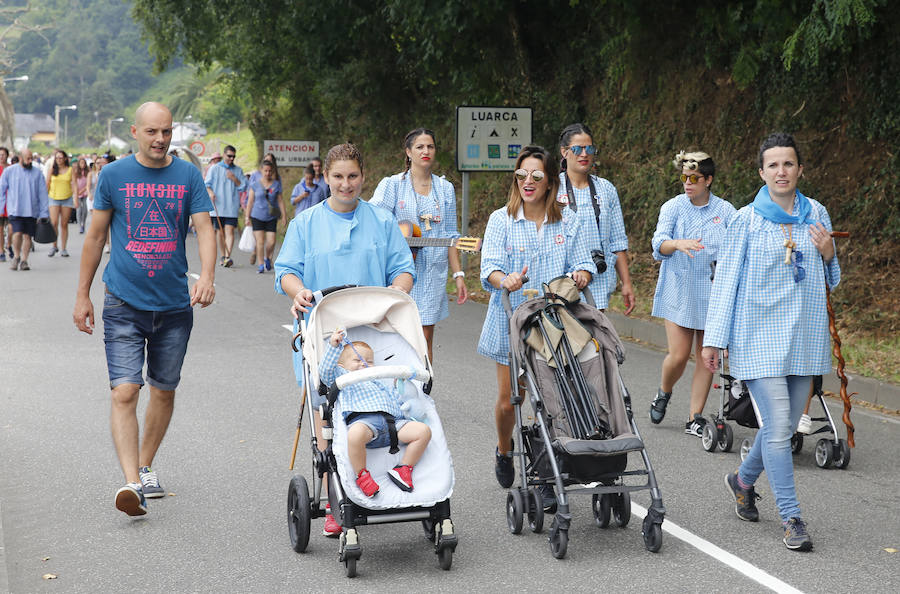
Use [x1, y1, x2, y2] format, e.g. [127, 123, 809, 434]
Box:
[102, 292, 194, 390]
[346, 412, 408, 449]
[213, 216, 238, 230]
[50, 197, 75, 208]
[8, 216, 36, 236]
[250, 217, 277, 232]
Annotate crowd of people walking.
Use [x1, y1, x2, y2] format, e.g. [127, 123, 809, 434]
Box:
[2, 100, 841, 554]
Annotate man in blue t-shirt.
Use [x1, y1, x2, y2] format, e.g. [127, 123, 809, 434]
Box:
[73, 102, 216, 518]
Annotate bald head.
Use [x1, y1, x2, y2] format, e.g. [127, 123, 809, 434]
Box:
[135, 102, 172, 127]
[20, 149, 33, 167]
[132, 102, 174, 168]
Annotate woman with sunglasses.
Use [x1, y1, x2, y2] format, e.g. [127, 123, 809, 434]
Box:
[557, 123, 634, 314]
[701, 133, 839, 552]
[370, 128, 468, 362]
[648, 151, 736, 434]
[477, 146, 594, 503]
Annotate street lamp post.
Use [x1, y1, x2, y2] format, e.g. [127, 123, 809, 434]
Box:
[54, 104, 77, 146]
[107, 117, 125, 151]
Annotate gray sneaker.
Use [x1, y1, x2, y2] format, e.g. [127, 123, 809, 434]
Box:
[783, 517, 813, 551]
[725, 471, 760, 522]
[10, 256, 19, 270]
[60, 249, 69, 257]
[139, 466, 166, 499]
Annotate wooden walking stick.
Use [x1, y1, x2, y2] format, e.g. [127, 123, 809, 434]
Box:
[289, 327, 306, 470]
[827, 230, 856, 447]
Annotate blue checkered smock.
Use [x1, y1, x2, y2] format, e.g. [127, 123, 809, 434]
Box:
[703, 196, 841, 380]
[651, 193, 737, 329]
[318, 343, 403, 418]
[556, 173, 628, 309]
[370, 173, 459, 325]
[477, 206, 595, 365]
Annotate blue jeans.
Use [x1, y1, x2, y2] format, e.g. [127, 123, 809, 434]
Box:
[102, 293, 194, 390]
[740, 376, 812, 522]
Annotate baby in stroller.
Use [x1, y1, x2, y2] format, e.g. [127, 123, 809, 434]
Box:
[319, 329, 432, 496]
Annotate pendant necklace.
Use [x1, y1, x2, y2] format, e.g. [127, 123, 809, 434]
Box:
[780, 223, 795, 265]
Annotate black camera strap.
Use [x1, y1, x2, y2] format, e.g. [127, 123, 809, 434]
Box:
[565, 172, 603, 241]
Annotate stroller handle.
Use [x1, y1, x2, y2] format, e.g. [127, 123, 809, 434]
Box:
[292, 284, 360, 351]
[501, 275, 597, 316]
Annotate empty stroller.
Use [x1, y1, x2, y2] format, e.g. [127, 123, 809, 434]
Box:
[502, 276, 665, 558]
[737, 375, 851, 469]
[700, 350, 759, 453]
[286, 286, 457, 577]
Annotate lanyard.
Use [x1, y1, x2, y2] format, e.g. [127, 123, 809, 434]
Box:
[564, 173, 603, 245]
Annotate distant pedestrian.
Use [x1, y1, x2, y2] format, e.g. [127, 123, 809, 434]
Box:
[244, 159, 285, 273]
[73, 156, 91, 234]
[648, 151, 736, 435]
[46, 149, 76, 258]
[290, 163, 326, 217]
[0, 149, 50, 271]
[0, 146, 10, 262]
[73, 102, 216, 518]
[205, 144, 246, 267]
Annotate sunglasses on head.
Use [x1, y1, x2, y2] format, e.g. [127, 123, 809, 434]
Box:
[680, 173, 704, 184]
[790, 250, 806, 283]
[514, 168, 545, 182]
[568, 145, 597, 156]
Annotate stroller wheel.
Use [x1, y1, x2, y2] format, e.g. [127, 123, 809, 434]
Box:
[438, 547, 453, 570]
[344, 557, 357, 578]
[833, 439, 851, 469]
[815, 438, 834, 468]
[549, 527, 568, 559]
[287, 475, 311, 553]
[642, 519, 663, 553]
[506, 489, 525, 534]
[701, 423, 719, 452]
[592, 493, 612, 528]
[740, 437, 752, 461]
[612, 491, 631, 528]
[791, 433, 804, 454]
[718, 423, 734, 453]
[527, 488, 545, 533]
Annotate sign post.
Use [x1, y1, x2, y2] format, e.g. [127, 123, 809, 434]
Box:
[455, 106, 532, 268]
[262, 140, 320, 167]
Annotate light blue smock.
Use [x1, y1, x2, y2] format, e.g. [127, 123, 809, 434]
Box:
[556, 173, 628, 309]
[650, 193, 736, 329]
[369, 172, 459, 325]
[703, 196, 840, 380]
[274, 198, 416, 385]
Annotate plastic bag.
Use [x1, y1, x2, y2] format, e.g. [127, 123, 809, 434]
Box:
[238, 225, 255, 253]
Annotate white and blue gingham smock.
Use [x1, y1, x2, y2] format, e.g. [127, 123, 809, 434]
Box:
[556, 173, 629, 309]
[370, 173, 459, 325]
[477, 206, 595, 365]
[703, 196, 840, 380]
[650, 193, 737, 329]
[318, 343, 403, 418]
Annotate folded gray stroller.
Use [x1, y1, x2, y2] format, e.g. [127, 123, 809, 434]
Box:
[502, 276, 666, 558]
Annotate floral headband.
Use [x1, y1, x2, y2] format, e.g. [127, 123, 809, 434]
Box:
[673, 150, 711, 171]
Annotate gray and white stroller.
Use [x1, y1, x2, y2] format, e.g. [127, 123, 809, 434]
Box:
[502, 276, 666, 558]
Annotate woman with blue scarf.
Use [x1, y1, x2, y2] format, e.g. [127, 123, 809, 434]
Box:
[701, 133, 839, 552]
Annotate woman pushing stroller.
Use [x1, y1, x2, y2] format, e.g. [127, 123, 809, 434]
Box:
[477, 145, 595, 506]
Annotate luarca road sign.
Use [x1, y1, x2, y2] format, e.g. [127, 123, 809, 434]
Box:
[456, 106, 532, 172]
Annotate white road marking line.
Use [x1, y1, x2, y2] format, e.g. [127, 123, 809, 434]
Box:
[189, 273, 200, 280]
[282, 324, 293, 331]
[632, 503, 802, 594]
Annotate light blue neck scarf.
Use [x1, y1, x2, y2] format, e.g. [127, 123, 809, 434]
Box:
[751, 185, 812, 224]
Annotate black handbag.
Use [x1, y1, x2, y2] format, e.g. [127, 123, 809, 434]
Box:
[34, 218, 57, 244]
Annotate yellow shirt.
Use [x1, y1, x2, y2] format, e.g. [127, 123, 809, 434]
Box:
[49, 167, 73, 201]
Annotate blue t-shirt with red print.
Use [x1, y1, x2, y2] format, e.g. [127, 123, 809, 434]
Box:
[93, 155, 212, 311]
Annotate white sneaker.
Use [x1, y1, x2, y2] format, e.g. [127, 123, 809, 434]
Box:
[797, 414, 812, 434]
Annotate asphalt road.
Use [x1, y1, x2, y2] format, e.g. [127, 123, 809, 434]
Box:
[1, 230, 898, 593]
